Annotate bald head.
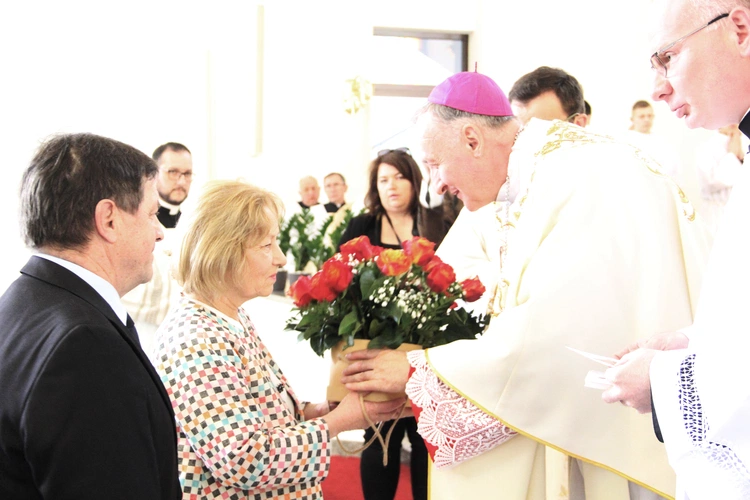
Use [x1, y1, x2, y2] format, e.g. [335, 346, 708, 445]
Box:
[298, 176, 320, 207]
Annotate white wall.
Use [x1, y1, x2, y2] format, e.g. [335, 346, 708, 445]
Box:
[0, 0, 713, 293]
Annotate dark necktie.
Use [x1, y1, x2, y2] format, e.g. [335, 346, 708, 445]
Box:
[739, 113, 750, 150]
[125, 314, 142, 347]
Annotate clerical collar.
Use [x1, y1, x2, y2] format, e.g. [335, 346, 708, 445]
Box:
[159, 198, 181, 216]
[739, 108, 750, 139]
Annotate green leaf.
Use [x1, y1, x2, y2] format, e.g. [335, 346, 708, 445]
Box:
[368, 318, 385, 339]
[368, 324, 403, 349]
[359, 267, 378, 298]
[296, 313, 314, 329]
[338, 310, 360, 336]
[384, 301, 403, 323]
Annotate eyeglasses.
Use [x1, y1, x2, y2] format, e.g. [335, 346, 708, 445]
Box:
[565, 112, 582, 123]
[650, 12, 729, 78]
[163, 169, 193, 181]
[377, 147, 411, 157]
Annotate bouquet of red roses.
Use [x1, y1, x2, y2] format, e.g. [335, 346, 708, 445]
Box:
[286, 235, 488, 357]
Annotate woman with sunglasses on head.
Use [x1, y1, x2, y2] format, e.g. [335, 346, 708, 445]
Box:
[338, 147, 450, 500]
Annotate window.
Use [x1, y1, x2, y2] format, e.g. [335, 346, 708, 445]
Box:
[370, 29, 468, 154]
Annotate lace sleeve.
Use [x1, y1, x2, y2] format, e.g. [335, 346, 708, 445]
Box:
[405, 350, 517, 469]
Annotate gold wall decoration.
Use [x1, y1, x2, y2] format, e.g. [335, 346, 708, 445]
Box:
[344, 76, 373, 115]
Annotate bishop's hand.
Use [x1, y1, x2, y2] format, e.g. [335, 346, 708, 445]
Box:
[341, 348, 410, 394]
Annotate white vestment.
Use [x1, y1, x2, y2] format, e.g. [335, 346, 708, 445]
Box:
[694, 132, 745, 235]
[619, 130, 681, 182]
[413, 119, 712, 500]
[650, 157, 750, 500]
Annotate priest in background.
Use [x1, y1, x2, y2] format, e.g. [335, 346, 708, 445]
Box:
[342, 71, 711, 500]
[122, 142, 193, 355]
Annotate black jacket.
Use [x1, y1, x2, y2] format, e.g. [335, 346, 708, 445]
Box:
[0, 257, 181, 499]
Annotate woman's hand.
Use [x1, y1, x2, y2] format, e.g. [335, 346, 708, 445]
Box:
[323, 392, 409, 437]
[340, 349, 410, 394]
[302, 401, 337, 420]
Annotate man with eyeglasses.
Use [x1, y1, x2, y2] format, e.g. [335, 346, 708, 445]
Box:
[121, 142, 193, 356]
[153, 142, 194, 229]
[323, 172, 348, 213]
[603, 2, 750, 498]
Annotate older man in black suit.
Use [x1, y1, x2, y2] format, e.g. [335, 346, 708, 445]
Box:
[0, 133, 181, 499]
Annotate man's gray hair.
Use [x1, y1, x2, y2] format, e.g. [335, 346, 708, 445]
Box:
[683, 0, 750, 21]
[416, 102, 516, 129]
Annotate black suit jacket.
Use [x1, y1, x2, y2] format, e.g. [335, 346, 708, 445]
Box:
[0, 257, 180, 499]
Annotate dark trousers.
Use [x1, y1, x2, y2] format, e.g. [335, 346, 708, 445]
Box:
[360, 417, 427, 500]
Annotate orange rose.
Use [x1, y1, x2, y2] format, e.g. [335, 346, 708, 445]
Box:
[340, 236, 378, 261]
[402, 236, 436, 266]
[377, 249, 412, 276]
[460, 277, 486, 302]
[423, 255, 444, 273]
[426, 261, 456, 293]
[322, 259, 353, 293]
[289, 275, 314, 307]
[309, 272, 338, 302]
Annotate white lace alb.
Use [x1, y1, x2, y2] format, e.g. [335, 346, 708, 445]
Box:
[405, 350, 517, 469]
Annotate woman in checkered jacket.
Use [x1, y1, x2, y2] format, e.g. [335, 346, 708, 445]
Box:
[154, 180, 406, 499]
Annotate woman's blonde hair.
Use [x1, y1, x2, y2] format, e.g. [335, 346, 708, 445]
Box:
[176, 180, 284, 301]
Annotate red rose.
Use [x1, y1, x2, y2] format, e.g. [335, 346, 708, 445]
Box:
[309, 272, 338, 302]
[426, 261, 456, 293]
[423, 255, 444, 273]
[289, 275, 314, 307]
[377, 249, 412, 276]
[460, 277, 486, 302]
[402, 236, 436, 266]
[321, 259, 353, 293]
[340, 236, 378, 261]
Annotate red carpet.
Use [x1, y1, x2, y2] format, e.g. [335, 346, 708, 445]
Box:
[321, 455, 413, 500]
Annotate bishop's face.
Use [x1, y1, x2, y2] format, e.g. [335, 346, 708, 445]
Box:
[418, 112, 506, 211]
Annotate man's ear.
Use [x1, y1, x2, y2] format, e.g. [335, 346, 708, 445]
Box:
[94, 199, 118, 243]
[461, 124, 483, 157]
[574, 114, 589, 127]
[730, 7, 750, 56]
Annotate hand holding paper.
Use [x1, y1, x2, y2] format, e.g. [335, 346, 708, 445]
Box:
[566, 346, 617, 390]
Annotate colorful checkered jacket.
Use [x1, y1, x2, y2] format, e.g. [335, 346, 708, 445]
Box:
[156, 297, 331, 499]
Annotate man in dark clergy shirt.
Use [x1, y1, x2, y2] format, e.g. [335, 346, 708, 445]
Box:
[153, 142, 193, 229]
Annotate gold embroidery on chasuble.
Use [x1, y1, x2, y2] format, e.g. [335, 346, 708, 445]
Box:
[486, 121, 696, 318]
